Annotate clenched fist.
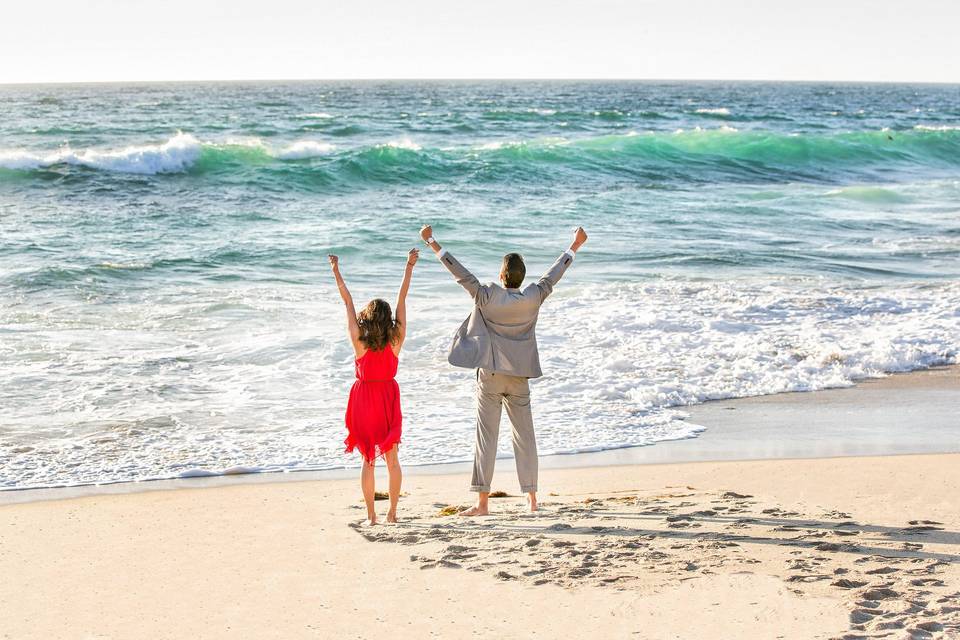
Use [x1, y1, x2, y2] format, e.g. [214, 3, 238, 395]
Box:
[571, 227, 588, 251]
[419, 225, 433, 243]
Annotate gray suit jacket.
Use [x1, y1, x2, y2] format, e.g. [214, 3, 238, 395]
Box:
[440, 250, 575, 378]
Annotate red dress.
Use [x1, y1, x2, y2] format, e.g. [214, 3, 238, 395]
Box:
[344, 347, 402, 463]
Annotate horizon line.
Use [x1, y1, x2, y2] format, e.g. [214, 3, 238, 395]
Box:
[2, 77, 959, 88]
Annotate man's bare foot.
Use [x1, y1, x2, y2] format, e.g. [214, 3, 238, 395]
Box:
[386, 511, 398, 523]
[527, 494, 538, 512]
[363, 515, 377, 526]
[458, 504, 489, 517]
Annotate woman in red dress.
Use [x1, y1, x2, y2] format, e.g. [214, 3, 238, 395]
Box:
[328, 248, 418, 525]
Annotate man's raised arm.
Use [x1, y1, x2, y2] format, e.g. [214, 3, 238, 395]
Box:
[537, 226, 588, 302]
[420, 224, 487, 302]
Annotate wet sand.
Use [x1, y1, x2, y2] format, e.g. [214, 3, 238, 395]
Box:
[4, 366, 956, 507]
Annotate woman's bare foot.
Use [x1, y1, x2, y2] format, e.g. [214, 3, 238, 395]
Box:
[364, 514, 378, 526]
[386, 511, 398, 523]
[527, 493, 538, 512]
[458, 504, 489, 517]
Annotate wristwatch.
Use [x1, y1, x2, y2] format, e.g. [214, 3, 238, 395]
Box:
[426, 236, 435, 244]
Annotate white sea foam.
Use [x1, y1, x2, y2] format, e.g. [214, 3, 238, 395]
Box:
[2, 278, 957, 490]
[222, 136, 268, 148]
[275, 140, 337, 159]
[0, 149, 50, 170]
[219, 136, 337, 159]
[476, 141, 506, 150]
[695, 107, 731, 115]
[296, 112, 334, 119]
[0, 133, 202, 174]
[474, 136, 573, 152]
[384, 138, 422, 151]
[914, 124, 960, 131]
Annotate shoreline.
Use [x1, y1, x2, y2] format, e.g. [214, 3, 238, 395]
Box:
[2, 454, 957, 638]
[3, 364, 956, 506]
[2, 366, 957, 638]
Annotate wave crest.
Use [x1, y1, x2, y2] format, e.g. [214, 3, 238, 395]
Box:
[0, 132, 202, 174]
[695, 107, 731, 116]
[275, 140, 337, 160]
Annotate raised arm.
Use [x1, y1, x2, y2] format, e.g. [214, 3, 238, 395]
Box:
[392, 248, 419, 354]
[420, 224, 488, 303]
[537, 226, 588, 302]
[328, 255, 363, 357]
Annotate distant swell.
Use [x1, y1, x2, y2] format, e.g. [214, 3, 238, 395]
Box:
[2, 128, 960, 185]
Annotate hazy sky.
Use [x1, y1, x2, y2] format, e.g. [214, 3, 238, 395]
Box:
[3, 0, 958, 84]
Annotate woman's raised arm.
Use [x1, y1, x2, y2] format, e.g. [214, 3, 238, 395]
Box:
[328, 255, 362, 356]
[393, 248, 419, 353]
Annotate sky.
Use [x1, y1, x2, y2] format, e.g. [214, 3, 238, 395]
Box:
[2, 0, 958, 84]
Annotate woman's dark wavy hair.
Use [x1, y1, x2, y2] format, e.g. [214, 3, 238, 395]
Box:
[357, 298, 398, 351]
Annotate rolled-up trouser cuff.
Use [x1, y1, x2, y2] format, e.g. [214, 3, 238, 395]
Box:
[520, 485, 537, 493]
[470, 485, 491, 493]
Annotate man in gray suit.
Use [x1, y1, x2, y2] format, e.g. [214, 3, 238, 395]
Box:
[420, 225, 588, 515]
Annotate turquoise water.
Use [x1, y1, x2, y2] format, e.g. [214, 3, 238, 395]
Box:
[1, 81, 958, 489]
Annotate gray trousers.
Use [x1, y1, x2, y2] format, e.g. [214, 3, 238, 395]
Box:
[470, 368, 538, 494]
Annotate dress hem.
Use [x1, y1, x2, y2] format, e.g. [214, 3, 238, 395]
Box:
[345, 436, 402, 465]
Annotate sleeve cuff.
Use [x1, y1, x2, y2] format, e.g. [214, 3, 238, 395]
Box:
[437, 248, 448, 259]
[564, 249, 576, 259]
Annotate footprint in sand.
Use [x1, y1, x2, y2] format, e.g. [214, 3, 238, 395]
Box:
[850, 607, 889, 624]
[861, 587, 899, 601]
[720, 491, 753, 500]
[787, 574, 831, 583]
[910, 578, 945, 587]
[823, 510, 853, 519]
[917, 621, 945, 631]
[832, 579, 868, 589]
[890, 524, 945, 535]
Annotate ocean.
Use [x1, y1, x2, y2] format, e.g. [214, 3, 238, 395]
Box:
[1, 80, 958, 490]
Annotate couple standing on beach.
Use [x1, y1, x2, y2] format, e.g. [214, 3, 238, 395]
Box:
[329, 225, 589, 524]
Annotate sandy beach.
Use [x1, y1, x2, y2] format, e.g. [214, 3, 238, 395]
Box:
[4, 13, 960, 640]
[2, 369, 958, 639]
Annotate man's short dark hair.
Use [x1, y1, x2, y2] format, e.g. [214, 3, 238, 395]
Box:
[501, 253, 526, 288]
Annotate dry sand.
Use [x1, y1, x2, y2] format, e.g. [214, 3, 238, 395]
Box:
[1, 453, 957, 639]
